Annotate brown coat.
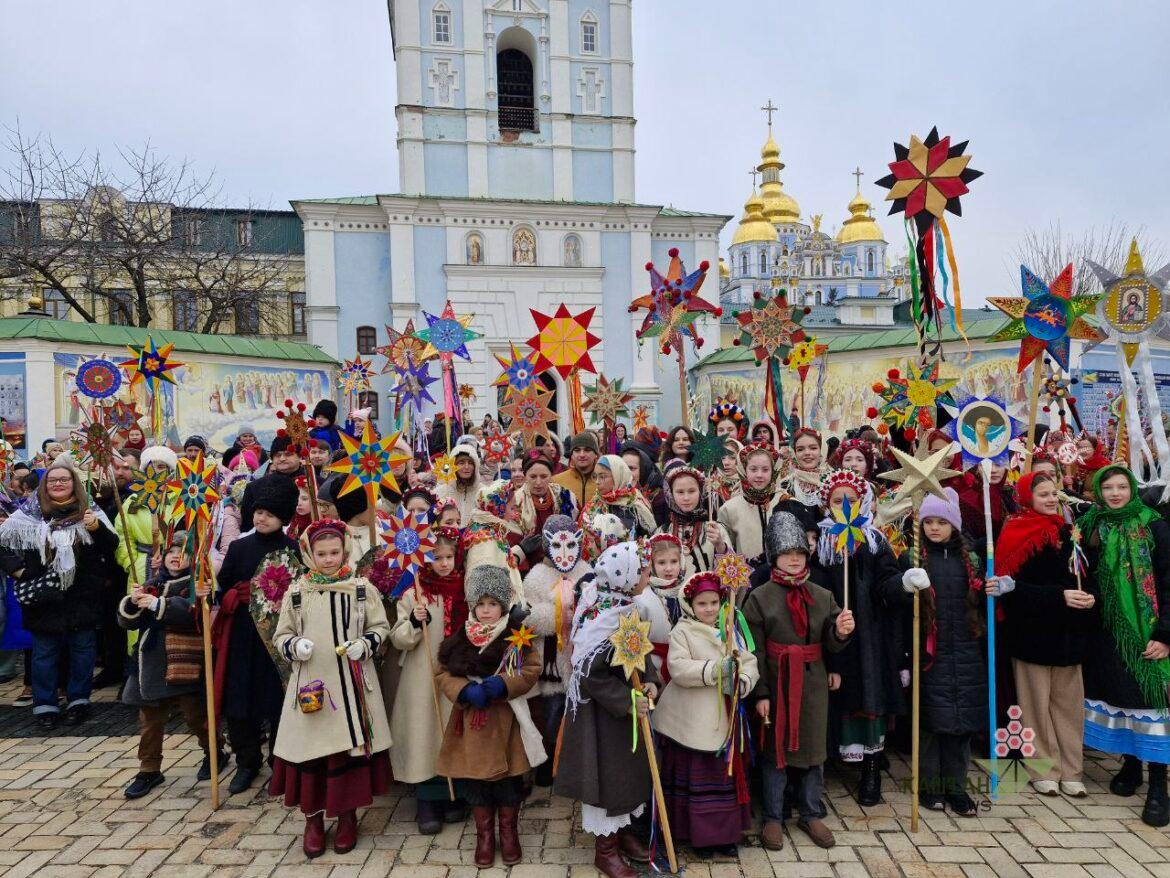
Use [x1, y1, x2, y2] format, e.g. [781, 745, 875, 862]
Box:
[434, 631, 540, 781]
[741, 577, 848, 768]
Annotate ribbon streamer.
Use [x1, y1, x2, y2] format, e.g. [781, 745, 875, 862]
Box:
[1135, 345, 1170, 484]
[1117, 346, 1155, 476]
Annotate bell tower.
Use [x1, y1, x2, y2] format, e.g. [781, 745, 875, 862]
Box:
[387, 0, 635, 202]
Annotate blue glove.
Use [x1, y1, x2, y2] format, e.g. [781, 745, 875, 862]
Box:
[460, 683, 490, 710]
[482, 675, 508, 701]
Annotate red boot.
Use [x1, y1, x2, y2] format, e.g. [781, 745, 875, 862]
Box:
[498, 806, 522, 865]
[334, 809, 358, 854]
[594, 832, 638, 878]
[472, 806, 496, 868]
[302, 812, 326, 859]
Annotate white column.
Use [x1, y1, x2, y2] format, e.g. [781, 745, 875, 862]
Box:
[629, 224, 657, 392]
[25, 346, 55, 447]
[300, 208, 339, 358]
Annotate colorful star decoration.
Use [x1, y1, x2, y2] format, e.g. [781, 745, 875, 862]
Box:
[875, 127, 983, 231]
[506, 624, 538, 652]
[76, 358, 123, 400]
[1087, 239, 1170, 366]
[689, 426, 733, 472]
[732, 291, 807, 362]
[527, 305, 600, 378]
[326, 421, 409, 498]
[878, 444, 961, 509]
[829, 495, 871, 556]
[713, 553, 752, 592]
[417, 301, 482, 363]
[493, 342, 543, 398]
[499, 383, 556, 445]
[275, 399, 312, 458]
[377, 320, 430, 374]
[127, 463, 174, 515]
[941, 390, 1026, 470]
[787, 337, 829, 381]
[583, 374, 635, 428]
[73, 420, 118, 472]
[120, 338, 183, 390]
[392, 357, 439, 411]
[632, 405, 651, 432]
[871, 360, 957, 434]
[630, 248, 719, 356]
[609, 611, 654, 679]
[338, 356, 376, 396]
[431, 454, 457, 484]
[381, 510, 436, 573]
[483, 430, 512, 466]
[988, 264, 1101, 372]
[107, 400, 143, 438]
[168, 454, 220, 529]
[459, 383, 477, 403]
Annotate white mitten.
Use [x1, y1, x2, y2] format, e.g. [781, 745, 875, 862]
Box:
[986, 575, 1016, 597]
[900, 669, 911, 687]
[902, 568, 931, 593]
[344, 640, 367, 661]
[293, 639, 314, 661]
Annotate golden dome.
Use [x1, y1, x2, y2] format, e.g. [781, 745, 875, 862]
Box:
[757, 130, 800, 224]
[836, 189, 884, 244]
[718, 257, 730, 278]
[731, 188, 778, 246]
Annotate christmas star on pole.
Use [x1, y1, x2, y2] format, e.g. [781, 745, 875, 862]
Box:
[878, 444, 961, 507]
[417, 301, 482, 364]
[377, 320, 431, 374]
[326, 420, 409, 498]
[527, 305, 600, 378]
[583, 374, 635, 428]
[871, 360, 958, 437]
[499, 382, 556, 445]
[168, 453, 220, 530]
[493, 342, 543, 398]
[987, 264, 1102, 372]
[609, 611, 654, 678]
[392, 357, 439, 411]
[120, 338, 183, 390]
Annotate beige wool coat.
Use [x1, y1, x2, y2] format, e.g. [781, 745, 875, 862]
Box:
[654, 616, 760, 752]
[717, 493, 779, 562]
[272, 575, 393, 764]
[387, 588, 453, 784]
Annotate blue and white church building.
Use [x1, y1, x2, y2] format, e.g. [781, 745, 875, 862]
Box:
[294, 0, 729, 433]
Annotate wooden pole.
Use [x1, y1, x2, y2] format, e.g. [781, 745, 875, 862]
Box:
[413, 583, 457, 801]
[1023, 361, 1045, 474]
[196, 519, 220, 810]
[910, 511, 921, 833]
[979, 459, 998, 800]
[842, 550, 850, 613]
[305, 460, 320, 521]
[630, 670, 677, 874]
[677, 354, 689, 428]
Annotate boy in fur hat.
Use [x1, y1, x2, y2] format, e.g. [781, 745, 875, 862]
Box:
[435, 564, 543, 868]
[742, 511, 854, 851]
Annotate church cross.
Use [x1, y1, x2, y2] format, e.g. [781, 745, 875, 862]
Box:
[749, 167, 759, 189]
[760, 99, 778, 130]
[852, 166, 864, 191]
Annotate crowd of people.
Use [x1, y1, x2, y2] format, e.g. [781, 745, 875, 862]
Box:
[0, 394, 1167, 874]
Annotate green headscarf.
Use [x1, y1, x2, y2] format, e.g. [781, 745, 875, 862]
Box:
[1078, 465, 1170, 709]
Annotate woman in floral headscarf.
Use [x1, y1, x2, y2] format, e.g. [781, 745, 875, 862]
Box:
[1079, 465, 1170, 826]
[580, 455, 656, 542]
[717, 442, 785, 566]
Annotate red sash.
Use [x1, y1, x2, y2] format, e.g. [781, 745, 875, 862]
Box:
[764, 640, 822, 768]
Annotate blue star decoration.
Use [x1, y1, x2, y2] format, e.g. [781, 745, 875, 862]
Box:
[941, 389, 1026, 470]
[417, 300, 482, 364]
[392, 356, 439, 410]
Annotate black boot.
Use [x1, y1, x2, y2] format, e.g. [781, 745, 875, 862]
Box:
[416, 798, 442, 834]
[1142, 763, 1169, 828]
[857, 754, 883, 807]
[1110, 754, 1144, 797]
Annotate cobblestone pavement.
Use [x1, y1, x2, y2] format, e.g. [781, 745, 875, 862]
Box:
[2, 680, 1170, 878]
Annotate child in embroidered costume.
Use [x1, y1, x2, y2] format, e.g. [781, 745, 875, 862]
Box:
[718, 442, 786, 566]
[435, 564, 544, 868]
[389, 525, 467, 834]
[523, 514, 588, 787]
[118, 532, 224, 799]
[638, 532, 684, 679]
[743, 511, 854, 851]
[269, 519, 393, 859]
[553, 541, 659, 878]
[657, 465, 730, 576]
[655, 570, 760, 859]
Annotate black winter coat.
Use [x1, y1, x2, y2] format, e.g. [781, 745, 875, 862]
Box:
[1083, 518, 1170, 709]
[1002, 531, 1097, 667]
[820, 541, 910, 718]
[919, 536, 987, 735]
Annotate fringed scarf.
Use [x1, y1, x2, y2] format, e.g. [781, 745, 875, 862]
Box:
[419, 565, 468, 638]
[0, 496, 110, 589]
[1078, 466, 1170, 709]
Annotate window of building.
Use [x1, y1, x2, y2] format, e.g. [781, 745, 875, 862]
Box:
[497, 48, 536, 131]
[356, 325, 377, 354]
[42, 289, 69, 320]
[108, 289, 134, 326]
[866, 249, 874, 273]
[173, 291, 199, 332]
[759, 251, 768, 276]
[581, 17, 598, 54]
[290, 292, 306, 336]
[358, 391, 379, 420]
[236, 218, 253, 247]
[433, 4, 451, 43]
[98, 214, 118, 244]
[234, 298, 260, 334]
[184, 217, 202, 247]
[740, 253, 748, 276]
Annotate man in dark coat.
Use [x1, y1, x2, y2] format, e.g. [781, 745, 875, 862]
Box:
[240, 435, 303, 532]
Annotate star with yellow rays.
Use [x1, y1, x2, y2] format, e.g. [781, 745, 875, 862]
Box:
[609, 611, 654, 679]
[878, 444, 961, 509]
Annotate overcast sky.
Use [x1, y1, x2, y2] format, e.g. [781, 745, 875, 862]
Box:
[3, 0, 1168, 300]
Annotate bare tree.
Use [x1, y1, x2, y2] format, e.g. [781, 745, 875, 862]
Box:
[1010, 220, 1167, 296]
[0, 124, 298, 333]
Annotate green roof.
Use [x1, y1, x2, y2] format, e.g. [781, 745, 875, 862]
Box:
[0, 316, 336, 365]
[696, 310, 1010, 368]
[295, 194, 729, 220]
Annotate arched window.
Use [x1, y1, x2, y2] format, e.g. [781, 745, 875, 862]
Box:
[580, 11, 598, 54]
[512, 227, 537, 265]
[432, 2, 451, 44]
[867, 249, 875, 273]
[356, 325, 377, 355]
[740, 253, 748, 276]
[758, 250, 768, 276]
[497, 48, 535, 131]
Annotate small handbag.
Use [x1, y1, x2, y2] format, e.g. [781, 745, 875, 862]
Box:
[164, 632, 204, 685]
[12, 570, 63, 608]
[297, 679, 335, 714]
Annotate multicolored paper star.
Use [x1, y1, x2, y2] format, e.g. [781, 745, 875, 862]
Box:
[392, 356, 439, 411]
[483, 431, 512, 466]
[73, 419, 118, 472]
[828, 495, 870, 556]
[987, 264, 1101, 372]
[338, 356, 376, 396]
[431, 453, 457, 484]
[107, 400, 143, 438]
[326, 421, 409, 498]
[583, 374, 635, 428]
[787, 337, 829, 381]
[168, 453, 220, 529]
[493, 342, 543, 398]
[873, 360, 957, 432]
[417, 301, 482, 364]
[120, 338, 183, 390]
[377, 320, 431, 374]
[714, 553, 752, 592]
[76, 358, 123, 400]
[940, 390, 1026, 470]
[630, 248, 719, 356]
[275, 399, 313, 458]
[381, 510, 436, 573]
[506, 624, 538, 652]
[609, 611, 654, 679]
[127, 462, 174, 515]
[875, 127, 983, 231]
[500, 382, 556, 445]
[527, 305, 600, 378]
[689, 426, 733, 472]
[732, 292, 806, 362]
[632, 405, 651, 432]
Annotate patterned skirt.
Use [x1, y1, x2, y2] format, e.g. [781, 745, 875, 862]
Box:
[660, 739, 750, 848]
[269, 750, 392, 817]
[1084, 699, 1170, 764]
